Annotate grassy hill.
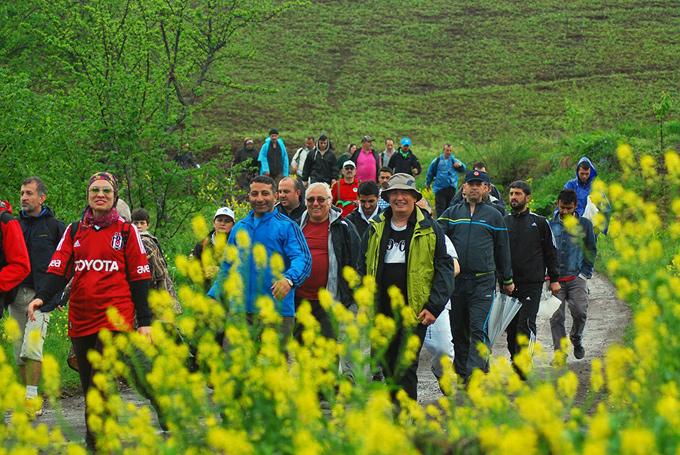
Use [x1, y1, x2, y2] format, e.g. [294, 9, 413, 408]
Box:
[197, 0, 680, 151]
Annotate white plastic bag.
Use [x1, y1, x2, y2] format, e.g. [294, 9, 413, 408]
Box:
[582, 195, 599, 221]
[537, 283, 562, 317]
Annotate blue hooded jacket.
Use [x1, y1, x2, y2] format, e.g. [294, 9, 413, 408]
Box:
[425, 154, 467, 194]
[207, 210, 311, 317]
[258, 137, 289, 177]
[563, 156, 597, 216]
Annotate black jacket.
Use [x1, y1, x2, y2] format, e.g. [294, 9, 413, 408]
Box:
[275, 202, 305, 224]
[452, 184, 506, 214]
[299, 208, 361, 307]
[18, 207, 65, 293]
[505, 210, 559, 285]
[301, 147, 338, 185]
[234, 143, 260, 173]
[345, 207, 382, 239]
[438, 201, 513, 284]
[388, 148, 422, 176]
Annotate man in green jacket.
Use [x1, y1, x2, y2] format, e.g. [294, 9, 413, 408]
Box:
[359, 173, 454, 401]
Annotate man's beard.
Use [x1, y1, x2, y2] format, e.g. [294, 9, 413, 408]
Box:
[510, 201, 526, 213]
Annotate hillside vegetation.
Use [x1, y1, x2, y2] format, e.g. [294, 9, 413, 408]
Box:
[201, 0, 680, 148]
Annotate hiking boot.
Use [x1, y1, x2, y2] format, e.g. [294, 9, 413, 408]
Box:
[573, 343, 585, 360]
[25, 397, 44, 419]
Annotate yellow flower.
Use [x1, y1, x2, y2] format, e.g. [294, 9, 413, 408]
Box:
[639, 154, 656, 180]
[590, 358, 604, 393]
[557, 370, 578, 400]
[235, 229, 251, 249]
[191, 215, 209, 241]
[620, 427, 655, 455]
[270, 252, 285, 278]
[664, 149, 679, 182]
[3, 316, 20, 342]
[616, 144, 634, 167]
[656, 382, 680, 427]
[253, 243, 268, 269]
[207, 428, 254, 454]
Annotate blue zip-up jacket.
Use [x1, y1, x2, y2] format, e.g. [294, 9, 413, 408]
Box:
[426, 155, 467, 194]
[549, 212, 597, 279]
[563, 156, 597, 216]
[258, 137, 289, 177]
[208, 210, 311, 317]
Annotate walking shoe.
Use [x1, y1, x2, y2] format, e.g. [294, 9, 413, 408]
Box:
[573, 343, 585, 360]
[25, 397, 44, 419]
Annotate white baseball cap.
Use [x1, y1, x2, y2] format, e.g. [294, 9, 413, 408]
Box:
[214, 207, 235, 221]
[342, 160, 356, 169]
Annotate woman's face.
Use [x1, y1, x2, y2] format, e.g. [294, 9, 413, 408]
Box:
[88, 180, 115, 214]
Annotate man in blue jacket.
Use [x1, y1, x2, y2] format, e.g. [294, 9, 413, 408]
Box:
[425, 143, 467, 216]
[549, 189, 597, 359]
[563, 156, 596, 217]
[258, 128, 289, 182]
[208, 176, 311, 343]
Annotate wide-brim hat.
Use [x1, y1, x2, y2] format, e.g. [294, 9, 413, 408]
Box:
[381, 173, 422, 202]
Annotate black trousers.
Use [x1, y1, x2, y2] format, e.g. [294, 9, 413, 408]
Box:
[450, 273, 496, 380]
[71, 333, 107, 449]
[434, 187, 456, 217]
[72, 331, 165, 449]
[506, 283, 543, 358]
[380, 322, 427, 401]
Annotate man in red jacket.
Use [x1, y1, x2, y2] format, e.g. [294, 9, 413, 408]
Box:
[0, 200, 31, 314]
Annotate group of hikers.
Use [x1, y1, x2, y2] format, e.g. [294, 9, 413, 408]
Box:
[0, 129, 603, 449]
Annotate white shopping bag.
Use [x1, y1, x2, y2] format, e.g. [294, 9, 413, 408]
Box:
[537, 283, 562, 317]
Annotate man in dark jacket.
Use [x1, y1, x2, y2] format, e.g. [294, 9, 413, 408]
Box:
[9, 177, 65, 416]
[504, 181, 560, 367]
[549, 189, 597, 360]
[275, 177, 306, 223]
[387, 137, 422, 176]
[438, 170, 514, 381]
[301, 134, 338, 185]
[360, 173, 454, 400]
[345, 181, 382, 239]
[296, 182, 360, 339]
[234, 138, 260, 190]
[451, 162, 505, 214]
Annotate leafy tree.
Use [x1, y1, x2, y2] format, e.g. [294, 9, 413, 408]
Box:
[1, 0, 306, 240]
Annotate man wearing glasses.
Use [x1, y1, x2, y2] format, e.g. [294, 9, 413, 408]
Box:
[296, 183, 360, 339]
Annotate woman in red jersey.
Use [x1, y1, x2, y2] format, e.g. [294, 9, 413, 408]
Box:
[28, 172, 151, 449]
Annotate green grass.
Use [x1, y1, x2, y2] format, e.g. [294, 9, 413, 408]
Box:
[194, 0, 680, 152]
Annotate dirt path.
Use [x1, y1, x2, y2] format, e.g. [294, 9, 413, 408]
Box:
[27, 272, 629, 443]
[417, 271, 632, 404]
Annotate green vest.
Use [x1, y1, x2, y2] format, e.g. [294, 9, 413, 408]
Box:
[365, 208, 437, 321]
